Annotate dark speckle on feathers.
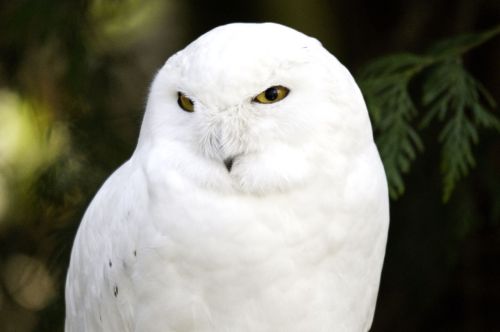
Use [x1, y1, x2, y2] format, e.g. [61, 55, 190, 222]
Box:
[113, 285, 118, 297]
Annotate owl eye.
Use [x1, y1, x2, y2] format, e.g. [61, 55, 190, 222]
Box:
[177, 92, 195, 112]
[253, 86, 290, 104]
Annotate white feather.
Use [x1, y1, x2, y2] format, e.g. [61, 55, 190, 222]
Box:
[65, 22, 389, 332]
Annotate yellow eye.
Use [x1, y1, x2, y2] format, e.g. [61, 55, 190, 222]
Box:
[253, 86, 290, 104]
[177, 92, 195, 112]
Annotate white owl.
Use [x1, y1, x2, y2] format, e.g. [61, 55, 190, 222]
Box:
[65, 22, 389, 332]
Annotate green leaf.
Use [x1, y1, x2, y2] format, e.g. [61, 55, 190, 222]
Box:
[427, 25, 500, 59]
[358, 25, 500, 201]
[427, 65, 500, 201]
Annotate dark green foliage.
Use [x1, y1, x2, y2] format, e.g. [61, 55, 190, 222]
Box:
[358, 26, 500, 201]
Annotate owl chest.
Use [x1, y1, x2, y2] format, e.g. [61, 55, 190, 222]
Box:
[131, 184, 342, 330]
[141, 182, 338, 274]
[126, 166, 382, 331]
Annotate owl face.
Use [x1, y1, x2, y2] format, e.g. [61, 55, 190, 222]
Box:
[138, 23, 372, 193]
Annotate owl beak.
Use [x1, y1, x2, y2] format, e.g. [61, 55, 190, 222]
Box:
[223, 157, 234, 172]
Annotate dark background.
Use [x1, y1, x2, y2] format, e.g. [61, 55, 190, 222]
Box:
[0, 0, 499, 331]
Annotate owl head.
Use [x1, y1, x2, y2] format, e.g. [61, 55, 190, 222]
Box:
[137, 23, 373, 194]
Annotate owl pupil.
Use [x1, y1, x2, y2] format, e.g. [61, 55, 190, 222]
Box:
[265, 88, 279, 101]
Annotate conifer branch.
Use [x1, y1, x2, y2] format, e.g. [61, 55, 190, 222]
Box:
[358, 25, 500, 200]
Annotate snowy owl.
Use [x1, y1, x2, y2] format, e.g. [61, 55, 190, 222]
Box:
[65, 22, 389, 332]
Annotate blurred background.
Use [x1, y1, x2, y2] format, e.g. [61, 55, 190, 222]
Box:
[0, 0, 499, 331]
